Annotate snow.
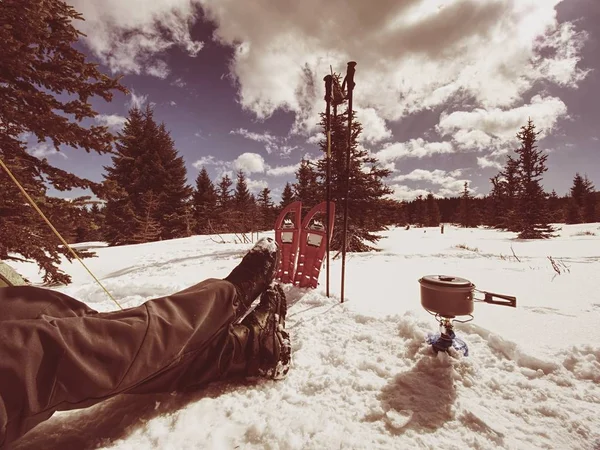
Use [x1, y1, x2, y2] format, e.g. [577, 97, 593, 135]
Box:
[8, 224, 600, 450]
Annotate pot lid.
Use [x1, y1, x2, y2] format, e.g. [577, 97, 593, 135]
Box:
[419, 275, 473, 288]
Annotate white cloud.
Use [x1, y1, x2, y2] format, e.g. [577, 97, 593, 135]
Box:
[232, 152, 266, 174]
[128, 90, 148, 109]
[70, 0, 204, 78]
[192, 155, 220, 170]
[147, 60, 170, 79]
[246, 178, 269, 193]
[198, 0, 587, 137]
[95, 114, 127, 131]
[230, 128, 278, 154]
[477, 156, 504, 170]
[170, 101, 177, 107]
[69, 0, 587, 154]
[375, 138, 454, 162]
[592, 137, 599, 141]
[230, 128, 300, 158]
[386, 185, 431, 202]
[266, 163, 300, 176]
[356, 108, 392, 144]
[28, 142, 67, 159]
[389, 168, 472, 200]
[172, 78, 187, 88]
[437, 95, 569, 149]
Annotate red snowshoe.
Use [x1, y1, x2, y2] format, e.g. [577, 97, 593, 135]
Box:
[293, 201, 335, 289]
[274, 201, 302, 284]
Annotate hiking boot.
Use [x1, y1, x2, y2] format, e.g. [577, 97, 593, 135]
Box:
[242, 282, 291, 380]
[224, 237, 280, 309]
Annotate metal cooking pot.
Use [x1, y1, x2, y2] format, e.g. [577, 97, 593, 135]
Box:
[419, 275, 518, 318]
[419, 275, 475, 317]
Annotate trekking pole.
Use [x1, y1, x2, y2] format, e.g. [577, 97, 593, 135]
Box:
[323, 75, 333, 298]
[340, 61, 356, 304]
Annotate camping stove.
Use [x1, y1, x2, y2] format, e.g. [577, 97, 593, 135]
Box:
[418, 275, 517, 357]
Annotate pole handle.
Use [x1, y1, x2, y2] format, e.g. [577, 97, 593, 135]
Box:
[324, 75, 333, 102]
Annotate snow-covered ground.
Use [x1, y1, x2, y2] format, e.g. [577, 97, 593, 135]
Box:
[7, 224, 600, 450]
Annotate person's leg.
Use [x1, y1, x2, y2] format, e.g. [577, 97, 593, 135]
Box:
[0, 278, 241, 447]
[0, 286, 98, 322]
[0, 237, 289, 447]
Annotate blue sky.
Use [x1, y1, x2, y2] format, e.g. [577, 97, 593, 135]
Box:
[33, 0, 600, 202]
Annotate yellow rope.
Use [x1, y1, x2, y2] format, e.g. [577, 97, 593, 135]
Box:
[0, 157, 123, 310]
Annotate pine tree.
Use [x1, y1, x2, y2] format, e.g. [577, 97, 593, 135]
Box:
[257, 188, 275, 231]
[460, 182, 474, 227]
[499, 157, 519, 230]
[280, 182, 295, 208]
[233, 170, 252, 233]
[132, 192, 162, 243]
[216, 174, 234, 233]
[103, 106, 192, 243]
[293, 159, 321, 216]
[156, 123, 193, 239]
[547, 190, 563, 223]
[513, 119, 554, 238]
[569, 174, 597, 223]
[425, 193, 441, 227]
[192, 167, 218, 234]
[0, 0, 126, 283]
[412, 195, 427, 226]
[314, 104, 392, 251]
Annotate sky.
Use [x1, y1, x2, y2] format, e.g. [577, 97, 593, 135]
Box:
[31, 0, 600, 202]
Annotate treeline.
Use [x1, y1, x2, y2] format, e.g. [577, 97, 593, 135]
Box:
[387, 120, 599, 238]
[2, 1, 599, 285]
[73, 97, 394, 250]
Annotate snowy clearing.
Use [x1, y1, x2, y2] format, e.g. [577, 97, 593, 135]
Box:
[7, 224, 600, 450]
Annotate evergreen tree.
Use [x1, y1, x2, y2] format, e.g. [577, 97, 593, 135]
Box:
[569, 173, 597, 223]
[132, 192, 162, 244]
[0, 0, 126, 283]
[314, 103, 392, 251]
[459, 182, 474, 227]
[412, 195, 427, 226]
[513, 119, 554, 238]
[280, 182, 295, 208]
[257, 188, 275, 231]
[499, 157, 519, 230]
[216, 174, 234, 232]
[153, 123, 193, 239]
[103, 106, 192, 244]
[192, 167, 218, 234]
[425, 193, 441, 227]
[233, 170, 252, 232]
[293, 159, 321, 215]
[547, 190, 563, 223]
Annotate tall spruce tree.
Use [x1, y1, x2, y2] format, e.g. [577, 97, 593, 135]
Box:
[257, 188, 275, 231]
[425, 193, 441, 227]
[233, 170, 252, 232]
[412, 195, 427, 226]
[459, 182, 475, 227]
[568, 173, 596, 223]
[280, 182, 295, 208]
[0, 0, 126, 283]
[216, 174, 234, 232]
[293, 159, 321, 215]
[103, 106, 192, 244]
[314, 105, 392, 251]
[192, 167, 218, 234]
[513, 119, 554, 238]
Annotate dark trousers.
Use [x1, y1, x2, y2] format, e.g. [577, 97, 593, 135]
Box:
[0, 279, 246, 448]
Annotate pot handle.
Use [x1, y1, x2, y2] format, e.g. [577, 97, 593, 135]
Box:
[480, 291, 517, 308]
